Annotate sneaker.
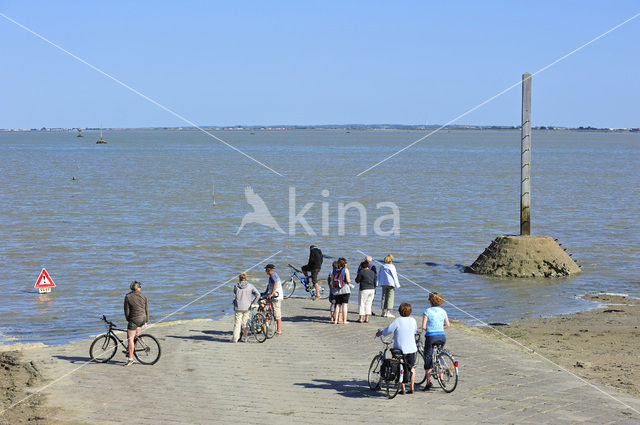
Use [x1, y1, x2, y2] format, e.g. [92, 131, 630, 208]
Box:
[385, 312, 395, 318]
[406, 390, 414, 394]
[124, 358, 135, 367]
[423, 382, 433, 391]
[241, 336, 248, 343]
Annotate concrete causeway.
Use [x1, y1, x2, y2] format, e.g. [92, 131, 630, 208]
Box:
[21, 298, 640, 424]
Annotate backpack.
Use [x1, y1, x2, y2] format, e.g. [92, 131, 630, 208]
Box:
[331, 268, 345, 290]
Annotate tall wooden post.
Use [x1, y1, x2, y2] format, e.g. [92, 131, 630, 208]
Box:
[520, 73, 532, 235]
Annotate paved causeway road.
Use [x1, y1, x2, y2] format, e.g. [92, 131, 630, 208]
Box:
[20, 298, 640, 424]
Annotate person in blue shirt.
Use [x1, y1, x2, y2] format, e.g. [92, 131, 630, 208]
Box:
[377, 254, 400, 318]
[376, 302, 418, 394]
[421, 291, 450, 391]
[264, 264, 283, 335]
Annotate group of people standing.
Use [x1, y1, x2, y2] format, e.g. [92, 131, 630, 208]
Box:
[326, 253, 401, 324]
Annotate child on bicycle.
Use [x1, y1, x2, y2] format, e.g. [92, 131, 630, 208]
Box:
[375, 302, 418, 394]
[421, 291, 450, 391]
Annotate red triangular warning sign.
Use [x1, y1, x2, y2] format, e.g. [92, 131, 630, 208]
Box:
[35, 268, 56, 288]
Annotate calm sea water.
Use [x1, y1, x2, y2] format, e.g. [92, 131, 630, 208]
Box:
[0, 130, 638, 345]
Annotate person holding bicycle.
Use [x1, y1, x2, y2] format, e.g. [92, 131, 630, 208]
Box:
[232, 272, 261, 343]
[421, 291, 450, 391]
[123, 280, 149, 366]
[375, 302, 417, 394]
[264, 264, 283, 334]
[301, 245, 323, 300]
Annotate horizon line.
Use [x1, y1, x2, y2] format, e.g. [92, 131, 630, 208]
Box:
[2, 123, 638, 132]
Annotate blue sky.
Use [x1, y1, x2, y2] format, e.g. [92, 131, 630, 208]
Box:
[1, 1, 638, 129]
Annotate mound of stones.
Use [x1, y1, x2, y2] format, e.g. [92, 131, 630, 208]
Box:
[467, 235, 581, 278]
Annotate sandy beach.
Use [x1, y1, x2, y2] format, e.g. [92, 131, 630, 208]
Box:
[496, 294, 640, 397]
[2, 296, 640, 424]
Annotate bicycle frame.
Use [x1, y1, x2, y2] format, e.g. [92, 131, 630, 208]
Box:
[103, 318, 131, 349]
[288, 265, 312, 291]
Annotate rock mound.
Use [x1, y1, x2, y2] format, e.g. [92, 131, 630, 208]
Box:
[467, 235, 581, 278]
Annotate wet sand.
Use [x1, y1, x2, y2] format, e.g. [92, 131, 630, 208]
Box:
[492, 294, 640, 396]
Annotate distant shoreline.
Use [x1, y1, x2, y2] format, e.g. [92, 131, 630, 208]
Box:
[2, 126, 639, 133]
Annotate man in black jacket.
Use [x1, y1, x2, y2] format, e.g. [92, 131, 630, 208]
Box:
[301, 245, 323, 300]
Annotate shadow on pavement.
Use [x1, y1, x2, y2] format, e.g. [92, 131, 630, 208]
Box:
[294, 379, 385, 398]
[166, 329, 232, 343]
[52, 355, 93, 364]
[53, 355, 127, 366]
[286, 314, 329, 324]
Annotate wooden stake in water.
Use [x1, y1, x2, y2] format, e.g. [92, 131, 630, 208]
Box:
[520, 72, 532, 235]
[212, 180, 216, 206]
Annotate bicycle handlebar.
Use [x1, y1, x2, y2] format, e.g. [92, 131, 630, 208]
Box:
[101, 315, 116, 327]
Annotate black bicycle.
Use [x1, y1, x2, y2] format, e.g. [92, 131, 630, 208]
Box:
[368, 334, 413, 399]
[90, 315, 161, 365]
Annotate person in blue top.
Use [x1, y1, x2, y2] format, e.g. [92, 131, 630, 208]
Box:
[376, 302, 418, 394]
[264, 264, 284, 335]
[421, 291, 450, 391]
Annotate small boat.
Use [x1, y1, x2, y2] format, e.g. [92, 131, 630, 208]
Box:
[76, 128, 83, 137]
[96, 125, 106, 144]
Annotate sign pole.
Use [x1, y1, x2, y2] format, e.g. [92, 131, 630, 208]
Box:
[521, 72, 532, 235]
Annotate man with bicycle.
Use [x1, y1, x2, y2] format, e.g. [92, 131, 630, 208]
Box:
[264, 264, 283, 334]
[301, 245, 323, 300]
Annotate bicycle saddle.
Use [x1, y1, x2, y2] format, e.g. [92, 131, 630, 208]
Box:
[431, 341, 445, 348]
[390, 348, 404, 357]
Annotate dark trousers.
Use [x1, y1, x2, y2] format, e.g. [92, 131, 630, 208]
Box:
[424, 334, 446, 369]
[301, 265, 320, 284]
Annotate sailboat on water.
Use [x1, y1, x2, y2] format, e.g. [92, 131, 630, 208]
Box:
[96, 124, 107, 144]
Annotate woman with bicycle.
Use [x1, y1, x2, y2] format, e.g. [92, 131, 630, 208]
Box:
[421, 291, 450, 391]
[375, 302, 417, 394]
[123, 280, 149, 367]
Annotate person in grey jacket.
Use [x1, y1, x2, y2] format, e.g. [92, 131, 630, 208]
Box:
[232, 272, 260, 343]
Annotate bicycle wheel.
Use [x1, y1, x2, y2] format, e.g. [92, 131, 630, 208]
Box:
[252, 313, 267, 343]
[367, 354, 383, 390]
[385, 376, 400, 399]
[265, 310, 277, 339]
[282, 278, 296, 299]
[414, 348, 427, 385]
[436, 351, 458, 393]
[316, 284, 330, 299]
[89, 334, 118, 363]
[133, 334, 161, 365]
